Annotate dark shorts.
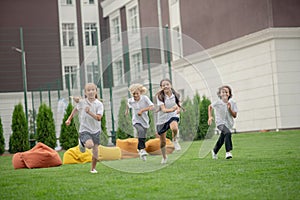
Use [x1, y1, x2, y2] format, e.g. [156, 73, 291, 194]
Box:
[156, 117, 179, 135]
[79, 131, 100, 145]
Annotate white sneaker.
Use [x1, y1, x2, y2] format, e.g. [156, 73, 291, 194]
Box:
[139, 149, 148, 161]
[90, 169, 98, 174]
[78, 138, 85, 153]
[161, 155, 168, 164]
[211, 150, 218, 159]
[173, 140, 181, 151]
[225, 152, 232, 159]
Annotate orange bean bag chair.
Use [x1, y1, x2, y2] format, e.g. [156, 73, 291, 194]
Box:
[145, 138, 175, 155]
[116, 138, 139, 159]
[12, 142, 62, 169]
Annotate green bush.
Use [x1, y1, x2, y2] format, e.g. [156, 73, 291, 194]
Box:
[179, 97, 197, 141]
[59, 103, 78, 150]
[36, 103, 56, 149]
[0, 116, 5, 154]
[146, 111, 156, 140]
[116, 98, 133, 139]
[197, 95, 213, 140]
[9, 103, 30, 153]
[100, 112, 109, 146]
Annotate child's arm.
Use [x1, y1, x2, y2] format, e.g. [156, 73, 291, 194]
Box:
[65, 108, 78, 126]
[160, 104, 178, 113]
[227, 103, 237, 118]
[207, 104, 214, 125]
[138, 105, 154, 116]
[85, 107, 102, 121]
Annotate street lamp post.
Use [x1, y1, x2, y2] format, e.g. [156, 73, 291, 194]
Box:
[12, 28, 28, 121]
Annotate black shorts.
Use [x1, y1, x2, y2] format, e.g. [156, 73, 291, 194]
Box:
[156, 117, 179, 135]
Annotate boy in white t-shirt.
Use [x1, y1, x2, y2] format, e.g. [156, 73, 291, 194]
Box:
[208, 85, 238, 159]
[125, 84, 154, 161]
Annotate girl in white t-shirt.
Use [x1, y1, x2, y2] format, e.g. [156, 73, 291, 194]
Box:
[156, 78, 183, 164]
[208, 85, 238, 159]
[125, 84, 154, 161]
[65, 83, 104, 173]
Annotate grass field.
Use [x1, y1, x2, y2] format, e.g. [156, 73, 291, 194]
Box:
[0, 130, 299, 200]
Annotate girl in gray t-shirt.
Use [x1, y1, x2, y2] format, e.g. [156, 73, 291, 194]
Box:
[208, 85, 238, 159]
[125, 84, 154, 161]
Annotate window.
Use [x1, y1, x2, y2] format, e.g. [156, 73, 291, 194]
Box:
[171, 0, 178, 5]
[173, 26, 182, 58]
[114, 60, 124, 84]
[86, 62, 99, 84]
[131, 52, 142, 80]
[85, 23, 97, 46]
[62, 23, 75, 47]
[89, 0, 94, 4]
[112, 17, 120, 43]
[61, 0, 72, 5]
[129, 6, 138, 33]
[64, 66, 77, 89]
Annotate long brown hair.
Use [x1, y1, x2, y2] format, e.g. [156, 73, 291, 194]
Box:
[156, 78, 182, 109]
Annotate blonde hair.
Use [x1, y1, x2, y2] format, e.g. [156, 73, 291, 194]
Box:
[84, 83, 98, 99]
[128, 83, 147, 95]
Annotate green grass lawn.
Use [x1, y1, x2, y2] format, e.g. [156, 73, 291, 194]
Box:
[0, 130, 300, 200]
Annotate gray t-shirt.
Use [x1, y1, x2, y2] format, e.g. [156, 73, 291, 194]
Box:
[127, 95, 154, 128]
[156, 93, 178, 125]
[76, 98, 104, 134]
[211, 99, 238, 129]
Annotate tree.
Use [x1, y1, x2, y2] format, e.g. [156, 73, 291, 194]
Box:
[9, 103, 30, 153]
[179, 97, 197, 141]
[0, 116, 5, 155]
[36, 103, 56, 149]
[146, 111, 156, 140]
[100, 112, 109, 146]
[116, 98, 133, 139]
[59, 103, 78, 150]
[197, 95, 213, 140]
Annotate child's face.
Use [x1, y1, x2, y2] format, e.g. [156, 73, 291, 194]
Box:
[132, 90, 141, 101]
[161, 80, 172, 93]
[220, 87, 230, 101]
[85, 85, 97, 99]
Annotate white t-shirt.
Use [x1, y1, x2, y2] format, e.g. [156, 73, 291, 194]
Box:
[76, 98, 104, 134]
[211, 99, 238, 129]
[156, 93, 178, 125]
[127, 95, 154, 128]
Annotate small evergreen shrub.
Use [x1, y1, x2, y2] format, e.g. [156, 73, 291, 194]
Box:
[179, 97, 197, 141]
[100, 112, 109, 146]
[198, 95, 213, 140]
[0, 116, 5, 154]
[59, 103, 78, 150]
[9, 103, 30, 153]
[116, 98, 133, 139]
[36, 103, 56, 149]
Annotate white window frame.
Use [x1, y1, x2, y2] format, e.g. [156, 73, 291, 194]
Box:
[131, 52, 142, 80]
[64, 66, 78, 89]
[86, 62, 99, 84]
[62, 23, 75, 47]
[129, 6, 138, 34]
[114, 60, 124, 85]
[84, 23, 97, 46]
[173, 26, 183, 58]
[112, 17, 121, 43]
[61, 0, 73, 5]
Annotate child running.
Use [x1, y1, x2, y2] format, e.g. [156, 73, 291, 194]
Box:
[156, 78, 182, 164]
[65, 83, 104, 173]
[208, 85, 238, 159]
[125, 83, 154, 161]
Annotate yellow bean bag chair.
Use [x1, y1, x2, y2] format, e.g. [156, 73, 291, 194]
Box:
[12, 142, 62, 169]
[98, 145, 121, 161]
[116, 138, 139, 159]
[145, 138, 175, 155]
[63, 145, 121, 164]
